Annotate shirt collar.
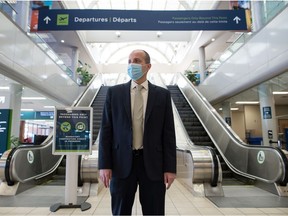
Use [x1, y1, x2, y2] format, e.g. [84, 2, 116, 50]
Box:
[131, 80, 148, 90]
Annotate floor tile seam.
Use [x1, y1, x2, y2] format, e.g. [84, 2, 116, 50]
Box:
[166, 193, 181, 215]
[256, 207, 287, 214]
[90, 189, 110, 212]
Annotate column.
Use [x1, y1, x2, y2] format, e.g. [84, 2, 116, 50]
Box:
[71, 46, 79, 81]
[258, 83, 278, 146]
[251, 1, 265, 32]
[14, 1, 30, 32]
[198, 46, 206, 84]
[222, 101, 232, 126]
[9, 83, 23, 139]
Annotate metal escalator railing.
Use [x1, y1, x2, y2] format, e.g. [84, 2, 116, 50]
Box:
[173, 72, 288, 185]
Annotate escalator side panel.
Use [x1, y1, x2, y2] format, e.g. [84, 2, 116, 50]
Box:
[174, 73, 287, 184]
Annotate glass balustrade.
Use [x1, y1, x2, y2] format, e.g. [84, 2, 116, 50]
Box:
[206, 2, 288, 76]
[0, 2, 81, 85]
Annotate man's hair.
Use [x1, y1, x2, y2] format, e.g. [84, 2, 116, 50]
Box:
[142, 50, 151, 64]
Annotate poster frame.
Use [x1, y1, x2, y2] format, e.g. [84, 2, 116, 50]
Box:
[53, 107, 93, 155]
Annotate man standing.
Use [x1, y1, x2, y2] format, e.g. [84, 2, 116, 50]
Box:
[98, 49, 176, 215]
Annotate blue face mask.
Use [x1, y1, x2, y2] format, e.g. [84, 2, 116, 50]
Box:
[127, 63, 144, 80]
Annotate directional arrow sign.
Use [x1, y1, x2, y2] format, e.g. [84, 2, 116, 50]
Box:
[0, 97, 5, 104]
[36, 9, 250, 31]
[43, 16, 51, 24]
[233, 16, 241, 24]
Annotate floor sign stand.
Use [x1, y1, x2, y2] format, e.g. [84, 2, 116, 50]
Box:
[50, 107, 93, 212]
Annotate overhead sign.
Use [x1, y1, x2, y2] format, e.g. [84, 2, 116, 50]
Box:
[53, 107, 92, 155]
[33, 9, 250, 32]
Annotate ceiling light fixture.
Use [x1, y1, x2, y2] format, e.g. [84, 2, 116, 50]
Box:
[219, 108, 239, 111]
[211, 38, 216, 42]
[0, 87, 9, 90]
[21, 109, 34, 111]
[22, 97, 46, 100]
[235, 101, 259, 104]
[61, 40, 65, 43]
[273, 91, 288, 95]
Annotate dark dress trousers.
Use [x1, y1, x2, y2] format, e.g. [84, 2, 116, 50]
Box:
[99, 80, 176, 215]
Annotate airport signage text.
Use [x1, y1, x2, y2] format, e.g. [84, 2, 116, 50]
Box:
[33, 9, 250, 31]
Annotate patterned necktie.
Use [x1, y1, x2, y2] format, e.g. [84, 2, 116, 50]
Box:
[132, 85, 143, 150]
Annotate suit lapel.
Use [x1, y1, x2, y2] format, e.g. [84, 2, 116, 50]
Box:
[123, 81, 132, 125]
[145, 82, 156, 124]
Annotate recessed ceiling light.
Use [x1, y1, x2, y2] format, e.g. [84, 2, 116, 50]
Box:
[0, 87, 9, 90]
[22, 97, 46, 100]
[219, 108, 239, 111]
[211, 38, 216, 42]
[61, 40, 65, 43]
[21, 109, 34, 111]
[273, 91, 288, 95]
[235, 101, 259, 104]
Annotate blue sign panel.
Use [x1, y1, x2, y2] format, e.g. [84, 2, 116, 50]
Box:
[37, 9, 249, 31]
[53, 107, 92, 155]
[0, 109, 11, 156]
[21, 111, 54, 120]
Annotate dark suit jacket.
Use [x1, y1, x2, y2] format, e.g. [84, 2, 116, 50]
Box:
[98, 80, 176, 181]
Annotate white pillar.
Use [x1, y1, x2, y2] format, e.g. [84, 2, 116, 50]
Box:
[9, 83, 22, 138]
[71, 47, 79, 81]
[251, 1, 265, 32]
[258, 83, 278, 146]
[198, 46, 206, 84]
[15, 1, 30, 32]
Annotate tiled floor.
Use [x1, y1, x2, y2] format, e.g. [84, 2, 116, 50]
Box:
[1, 180, 288, 215]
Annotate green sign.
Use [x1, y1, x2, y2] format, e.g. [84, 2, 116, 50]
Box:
[57, 14, 69, 25]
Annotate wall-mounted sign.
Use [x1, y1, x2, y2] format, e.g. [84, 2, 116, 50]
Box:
[53, 107, 92, 155]
[0, 109, 12, 156]
[225, 117, 231, 126]
[263, 106, 272, 119]
[33, 9, 250, 31]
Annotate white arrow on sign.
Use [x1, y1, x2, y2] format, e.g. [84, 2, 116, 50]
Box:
[44, 16, 51, 24]
[0, 96, 5, 104]
[233, 16, 241, 24]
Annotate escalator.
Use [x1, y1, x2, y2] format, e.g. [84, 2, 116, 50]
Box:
[168, 85, 233, 180]
[91, 86, 109, 144]
[170, 73, 288, 196]
[0, 75, 106, 194]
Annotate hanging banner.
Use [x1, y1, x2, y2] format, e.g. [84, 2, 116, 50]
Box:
[0, 109, 12, 156]
[34, 9, 250, 32]
[53, 107, 92, 155]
